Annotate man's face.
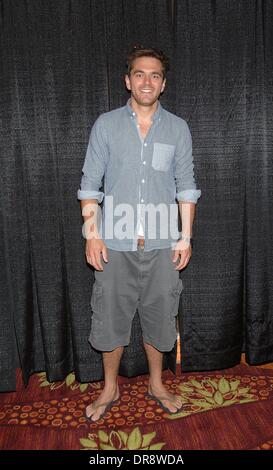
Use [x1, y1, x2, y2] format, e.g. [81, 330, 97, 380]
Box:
[125, 56, 166, 107]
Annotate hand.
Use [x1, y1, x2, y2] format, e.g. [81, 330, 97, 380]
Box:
[86, 239, 108, 271]
[172, 239, 192, 271]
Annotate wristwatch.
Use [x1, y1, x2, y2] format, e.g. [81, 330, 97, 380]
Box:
[180, 234, 191, 244]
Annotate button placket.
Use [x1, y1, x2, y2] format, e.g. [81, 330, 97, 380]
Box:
[139, 140, 146, 234]
[131, 112, 160, 245]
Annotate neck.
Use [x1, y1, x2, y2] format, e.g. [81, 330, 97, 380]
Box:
[130, 97, 158, 122]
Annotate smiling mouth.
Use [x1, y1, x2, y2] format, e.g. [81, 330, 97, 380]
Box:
[140, 89, 153, 93]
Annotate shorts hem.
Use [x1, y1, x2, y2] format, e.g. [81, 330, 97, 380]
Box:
[89, 338, 130, 352]
[142, 337, 176, 352]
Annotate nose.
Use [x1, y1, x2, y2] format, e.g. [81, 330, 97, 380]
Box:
[144, 75, 152, 85]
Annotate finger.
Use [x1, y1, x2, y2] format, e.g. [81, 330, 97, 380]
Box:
[94, 250, 104, 271]
[90, 251, 99, 270]
[173, 251, 185, 265]
[102, 247, 108, 263]
[174, 252, 187, 269]
[175, 256, 190, 270]
[172, 250, 179, 263]
[86, 257, 92, 266]
[86, 251, 93, 266]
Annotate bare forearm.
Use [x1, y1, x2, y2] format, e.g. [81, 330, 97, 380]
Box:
[80, 199, 100, 239]
[178, 201, 196, 239]
[80, 199, 107, 269]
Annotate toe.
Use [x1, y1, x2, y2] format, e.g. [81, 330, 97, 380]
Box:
[86, 403, 106, 422]
[91, 408, 105, 422]
[162, 398, 177, 413]
[85, 404, 95, 419]
[164, 395, 182, 412]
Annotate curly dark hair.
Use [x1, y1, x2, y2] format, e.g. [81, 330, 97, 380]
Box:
[126, 44, 170, 79]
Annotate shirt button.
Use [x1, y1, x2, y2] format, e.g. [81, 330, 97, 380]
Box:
[143, 161, 146, 165]
[142, 179, 145, 183]
[144, 142, 147, 147]
[141, 198, 144, 203]
[132, 112, 135, 116]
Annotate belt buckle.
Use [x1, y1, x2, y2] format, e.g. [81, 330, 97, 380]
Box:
[138, 238, 145, 249]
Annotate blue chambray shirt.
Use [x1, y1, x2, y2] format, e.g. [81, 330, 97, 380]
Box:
[77, 98, 201, 251]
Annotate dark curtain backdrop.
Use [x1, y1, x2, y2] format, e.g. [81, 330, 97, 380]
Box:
[0, 0, 272, 392]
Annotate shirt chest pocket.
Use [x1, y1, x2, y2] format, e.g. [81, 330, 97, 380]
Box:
[152, 143, 175, 172]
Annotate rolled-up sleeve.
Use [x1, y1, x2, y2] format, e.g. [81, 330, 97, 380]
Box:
[174, 121, 201, 204]
[77, 115, 108, 202]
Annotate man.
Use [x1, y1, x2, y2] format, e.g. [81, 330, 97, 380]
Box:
[77, 45, 201, 421]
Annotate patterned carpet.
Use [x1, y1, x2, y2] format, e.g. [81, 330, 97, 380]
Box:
[1, 362, 273, 450]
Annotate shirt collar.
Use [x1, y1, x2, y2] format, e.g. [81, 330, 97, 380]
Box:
[126, 97, 162, 121]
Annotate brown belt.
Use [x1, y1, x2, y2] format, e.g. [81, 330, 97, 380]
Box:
[137, 238, 145, 246]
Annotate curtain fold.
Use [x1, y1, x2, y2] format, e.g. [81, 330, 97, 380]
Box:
[176, 0, 273, 371]
[244, 0, 273, 364]
[0, 0, 175, 392]
[0, 0, 272, 391]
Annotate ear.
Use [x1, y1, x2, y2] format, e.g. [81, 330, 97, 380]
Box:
[161, 78, 166, 93]
[125, 74, 131, 91]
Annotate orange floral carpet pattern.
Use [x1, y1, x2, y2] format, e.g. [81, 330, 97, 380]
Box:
[0, 364, 273, 450]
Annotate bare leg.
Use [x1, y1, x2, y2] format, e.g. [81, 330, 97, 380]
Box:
[86, 346, 124, 421]
[144, 342, 182, 413]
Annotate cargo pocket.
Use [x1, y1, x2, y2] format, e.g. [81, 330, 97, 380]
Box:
[90, 283, 103, 329]
[152, 143, 175, 171]
[170, 278, 183, 323]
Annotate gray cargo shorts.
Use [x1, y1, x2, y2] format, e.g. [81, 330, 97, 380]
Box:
[89, 245, 183, 352]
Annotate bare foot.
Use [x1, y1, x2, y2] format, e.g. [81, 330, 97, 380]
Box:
[148, 383, 183, 413]
[85, 385, 120, 422]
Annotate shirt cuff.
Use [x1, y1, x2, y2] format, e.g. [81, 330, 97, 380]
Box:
[176, 189, 201, 203]
[77, 189, 104, 203]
